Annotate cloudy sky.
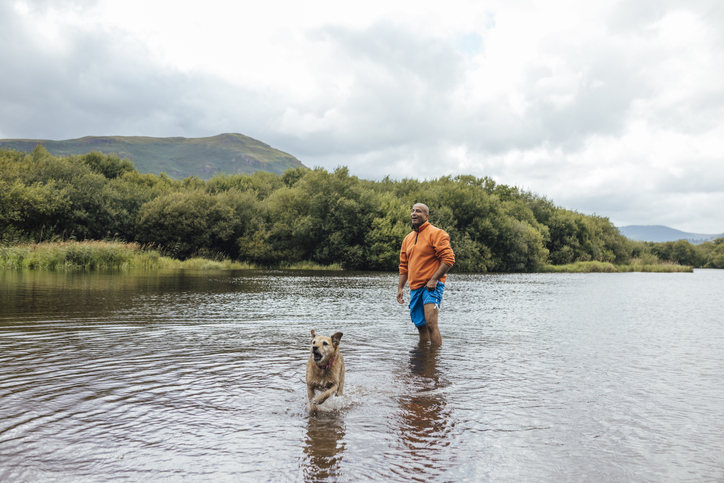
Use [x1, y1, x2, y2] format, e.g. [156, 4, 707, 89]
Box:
[2, 0, 723, 233]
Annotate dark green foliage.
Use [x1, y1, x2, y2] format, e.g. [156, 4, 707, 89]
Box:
[703, 239, 724, 268]
[648, 239, 705, 267]
[82, 151, 135, 179]
[547, 210, 592, 264]
[135, 189, 240, 259]
[3, 146, 711, 270]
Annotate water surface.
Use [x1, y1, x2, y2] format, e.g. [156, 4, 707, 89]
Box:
[1, 269, 723, 481]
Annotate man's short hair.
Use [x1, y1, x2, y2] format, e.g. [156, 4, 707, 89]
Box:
[414, 203, 430, 215]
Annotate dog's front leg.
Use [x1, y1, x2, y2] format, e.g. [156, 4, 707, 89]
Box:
[313, 383, 338, 406]
[307, 385, 316, 405]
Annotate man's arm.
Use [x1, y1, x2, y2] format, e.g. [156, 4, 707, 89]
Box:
[425, 262, 451, 291]
[426, 229, 454, 290]
[397, 273, 408, 304]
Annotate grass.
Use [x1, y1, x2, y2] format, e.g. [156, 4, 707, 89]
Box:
[1, 242, 693, 273]
[540, 261, 619, 273]
[161, 257, 257, 270]
[615, 261, 694, 273]
[279, 260, 343, 271]
[0, 241, 342, 271]
[0, 241, 257, 271]
[540, 260, 693, 273]
[1, 241, 154, 270]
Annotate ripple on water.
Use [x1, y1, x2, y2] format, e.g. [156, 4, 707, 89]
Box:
[1, 270, 724, 482]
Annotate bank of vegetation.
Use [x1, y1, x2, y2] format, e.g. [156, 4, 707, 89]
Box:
[0, 240, 254, 270]
[1, 146, 722, 272]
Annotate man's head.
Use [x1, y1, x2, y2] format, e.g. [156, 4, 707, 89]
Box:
[411, 203, 429, 228]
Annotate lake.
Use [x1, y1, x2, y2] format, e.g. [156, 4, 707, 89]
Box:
[1, 269, 723, 482]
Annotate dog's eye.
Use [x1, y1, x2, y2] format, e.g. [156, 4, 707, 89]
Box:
[323, 342, 328, 346]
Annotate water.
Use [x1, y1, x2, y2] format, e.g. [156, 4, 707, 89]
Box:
[1, 269, 723, 482]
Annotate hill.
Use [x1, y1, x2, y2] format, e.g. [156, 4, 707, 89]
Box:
[619, 225, 723, 244]
[0, 133, 305, 179]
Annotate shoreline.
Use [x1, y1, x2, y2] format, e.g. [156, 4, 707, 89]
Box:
[1, 241, 695, 273]
[539, 260, 693, 273]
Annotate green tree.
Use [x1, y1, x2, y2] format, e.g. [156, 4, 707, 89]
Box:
[364, 193, 409, 271]
[650, 240, 702, 267]
[0, 180, 70, 241]
[705, 241, 724, 268]
[546, 210, 592, 264]
[670, 239, 703, 267]
[3, 146, 672, 272]
[82, 151, 135, 179]
[135, 190, 236, 259]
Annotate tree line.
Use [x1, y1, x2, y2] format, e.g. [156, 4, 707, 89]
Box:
[1, 146, 722, 271]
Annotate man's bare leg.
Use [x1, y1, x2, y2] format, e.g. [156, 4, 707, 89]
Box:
[424, 303, 442, 345]
[417, 325, 430, 342]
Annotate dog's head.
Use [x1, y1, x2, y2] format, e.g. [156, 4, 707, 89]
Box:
[310, 329, 343, 365]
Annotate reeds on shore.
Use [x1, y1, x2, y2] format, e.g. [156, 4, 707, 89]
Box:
[1, 241, 693, 272]
[0, 241, 152, 270]
[279, 260, 343, 270]
[540, 260, 693, 273]
[0, 241, 344, 271]
[0, 241, 256, 270]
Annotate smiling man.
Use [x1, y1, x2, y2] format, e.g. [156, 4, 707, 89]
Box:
[396, 203, 455, 345]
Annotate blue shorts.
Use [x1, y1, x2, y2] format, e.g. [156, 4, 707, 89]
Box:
[408, 283, 445, 327]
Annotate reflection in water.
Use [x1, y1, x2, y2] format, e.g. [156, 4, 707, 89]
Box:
[395, 343, 452, 477]
[302, 414, 346, 482]
[2, 270, 724, 481]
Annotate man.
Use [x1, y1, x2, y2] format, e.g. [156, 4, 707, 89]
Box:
[397, 203, 455, 345]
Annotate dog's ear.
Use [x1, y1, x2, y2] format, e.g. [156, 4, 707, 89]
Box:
[311, 329, 316, 341]
[331, 332, 343, 347]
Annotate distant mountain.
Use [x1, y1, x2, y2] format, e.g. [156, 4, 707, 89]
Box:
[0, 133, 305, 179]
[620, 225, 723, 244]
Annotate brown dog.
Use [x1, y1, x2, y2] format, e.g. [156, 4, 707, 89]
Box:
[306, 330, 345, 408]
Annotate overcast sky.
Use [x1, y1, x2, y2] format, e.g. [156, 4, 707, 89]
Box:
[2, 0, 723, 233]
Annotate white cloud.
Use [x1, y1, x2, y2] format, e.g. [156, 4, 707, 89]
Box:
[1, 0, 723, 233]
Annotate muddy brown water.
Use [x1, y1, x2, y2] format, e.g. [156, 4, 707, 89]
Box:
[1, 269, 723, 482]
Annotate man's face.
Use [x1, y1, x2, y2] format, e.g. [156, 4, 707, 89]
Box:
[411, 204, 429, 228]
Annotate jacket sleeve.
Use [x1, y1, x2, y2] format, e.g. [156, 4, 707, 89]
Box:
[399, 237, 409, 274]
[435, 230, 455, 267]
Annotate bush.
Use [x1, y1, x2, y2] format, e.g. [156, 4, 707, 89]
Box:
[6, 147, 700, 272]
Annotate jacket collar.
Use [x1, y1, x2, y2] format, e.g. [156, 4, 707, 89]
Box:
[412, 221, 430, 233]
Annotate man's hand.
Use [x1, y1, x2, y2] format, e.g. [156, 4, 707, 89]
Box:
[397, 273, 408, 304]
[426, 262, 451, 291]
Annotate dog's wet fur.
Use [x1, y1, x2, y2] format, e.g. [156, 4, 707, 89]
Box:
[306, 330, 345, 409]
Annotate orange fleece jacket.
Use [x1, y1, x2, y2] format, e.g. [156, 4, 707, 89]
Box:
[399, 222, 455, 290]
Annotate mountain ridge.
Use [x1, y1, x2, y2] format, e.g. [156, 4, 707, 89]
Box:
[0, 133, 305, 179]
[619, 225, 723, 244]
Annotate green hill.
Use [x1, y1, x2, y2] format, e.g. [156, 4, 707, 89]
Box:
[0, 133, 305, 179]
[619, 225, 723, 244]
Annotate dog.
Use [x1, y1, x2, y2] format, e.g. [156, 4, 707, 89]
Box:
[306, 330, 345, 408]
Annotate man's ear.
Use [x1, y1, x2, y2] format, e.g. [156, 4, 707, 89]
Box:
[331, 332, 343, 347]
